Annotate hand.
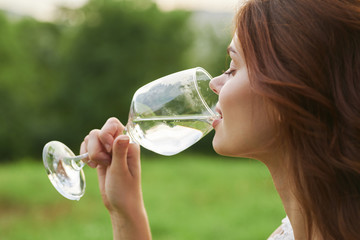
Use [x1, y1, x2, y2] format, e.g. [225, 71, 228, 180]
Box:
[81, 117, 151, 239]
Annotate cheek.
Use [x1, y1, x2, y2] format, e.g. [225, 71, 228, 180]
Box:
[213, 81, 277, 158]
[220, 78, 253, 128]
[219, 73, 250, 107]
[212, 79, 253, 155]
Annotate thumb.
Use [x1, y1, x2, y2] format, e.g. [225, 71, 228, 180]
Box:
[110, 135, 130, 174]
[126, 142, 141, 178]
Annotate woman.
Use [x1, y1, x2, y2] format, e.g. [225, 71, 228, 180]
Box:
[81, 0, 360, 239]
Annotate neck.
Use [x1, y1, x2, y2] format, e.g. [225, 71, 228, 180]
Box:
[263, 155, 313, 240]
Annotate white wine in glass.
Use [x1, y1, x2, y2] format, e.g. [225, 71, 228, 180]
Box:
[43, 67, 219, 200]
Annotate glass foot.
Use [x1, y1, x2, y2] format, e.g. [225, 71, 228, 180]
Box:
[43, 141, 85, 200]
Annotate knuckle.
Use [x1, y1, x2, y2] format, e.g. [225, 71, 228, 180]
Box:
[89, 129, 99, 134]
[89, 129, 100, 136]
[107, 117, 124, 129]
[107, 117, 120, 124]
[89, 151, 100, 161]
[99, 129, 111, 138]
[89, 152, 110, 164]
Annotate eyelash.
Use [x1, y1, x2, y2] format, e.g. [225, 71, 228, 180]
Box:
[224, 69, 235, 76]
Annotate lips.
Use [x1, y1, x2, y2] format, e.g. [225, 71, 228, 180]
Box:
[212, 106, 223, 128]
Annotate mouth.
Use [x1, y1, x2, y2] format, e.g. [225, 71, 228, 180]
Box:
[215, 106, 222, 118]
[212, 105, 223, 128]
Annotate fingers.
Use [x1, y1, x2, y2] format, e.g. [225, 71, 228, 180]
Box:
[111, 135, 130, 173]
[111, 135, 141, 178]
[84, 129, 111, 168]
[80, 136, 98, 168]
[126, 141, 141, 178]
[99, 117, 125, 153]
[80, 117, 124, 168]
[80, 117, 128, 169]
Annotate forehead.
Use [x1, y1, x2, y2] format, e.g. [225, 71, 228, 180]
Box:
[228, 34, 244, 63]
[230, 33, 243, 54]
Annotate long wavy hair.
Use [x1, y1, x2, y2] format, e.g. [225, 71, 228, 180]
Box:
[235, 0, 360, 239]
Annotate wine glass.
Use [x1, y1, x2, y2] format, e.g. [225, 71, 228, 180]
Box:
[43, 67, 219, 200]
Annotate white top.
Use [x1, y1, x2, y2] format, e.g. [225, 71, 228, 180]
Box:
[267, 216, 295, 240]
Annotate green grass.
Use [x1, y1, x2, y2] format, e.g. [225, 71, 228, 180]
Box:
[0, 155, 285, 240]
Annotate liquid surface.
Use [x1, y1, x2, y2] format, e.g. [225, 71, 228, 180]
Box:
[127, 116, 213, 155]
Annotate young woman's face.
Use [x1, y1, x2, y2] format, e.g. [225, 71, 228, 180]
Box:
[210, 37, 277, 159]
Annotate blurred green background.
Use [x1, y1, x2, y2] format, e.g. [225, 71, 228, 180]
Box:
[0, 156, 284, 240]
[0, 0, 285, 239]
[0, 0, 231, 160]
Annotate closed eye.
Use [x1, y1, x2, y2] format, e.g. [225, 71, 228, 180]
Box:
[224, 69, 236, 76]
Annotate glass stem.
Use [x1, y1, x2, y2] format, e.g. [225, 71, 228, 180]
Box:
[64, 153, 88, 171]
[64, 127, 134, 171]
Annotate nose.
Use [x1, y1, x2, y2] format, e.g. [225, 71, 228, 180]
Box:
[209, 75, 225, 95]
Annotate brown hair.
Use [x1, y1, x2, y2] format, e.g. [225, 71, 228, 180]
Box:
[236, 0, 360, 239]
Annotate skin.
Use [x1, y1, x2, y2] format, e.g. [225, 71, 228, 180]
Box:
[210, 37, 311, 240]
[211, 37, 311, 240]
[209, 37, 278, 160]
[81, 118, 152, 240]
[81, 36, 318, 240]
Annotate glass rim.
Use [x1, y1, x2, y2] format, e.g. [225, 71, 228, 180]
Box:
[192, 67, 218, 117]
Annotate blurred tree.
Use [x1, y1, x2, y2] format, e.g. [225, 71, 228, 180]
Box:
[0, 0, 233, 161]
[0, 13, 63, 160]
[13, 18, 64, 156]
[53, 0, 195, 152]
[0, 12, 15, 160]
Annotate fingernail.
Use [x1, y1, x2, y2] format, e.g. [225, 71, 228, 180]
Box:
[88, 160, 97, 168]
[105, 143, 112, 152]
[117, 135, 130, 143]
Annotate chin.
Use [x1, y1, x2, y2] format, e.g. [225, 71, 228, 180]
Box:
[212, 137, 257, 158]
[212, 135, 223, 153]
[212, 144, 224, 156]
[212, 138, 236, 157]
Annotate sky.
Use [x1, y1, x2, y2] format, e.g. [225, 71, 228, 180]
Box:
[0, 0, 242, 21]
